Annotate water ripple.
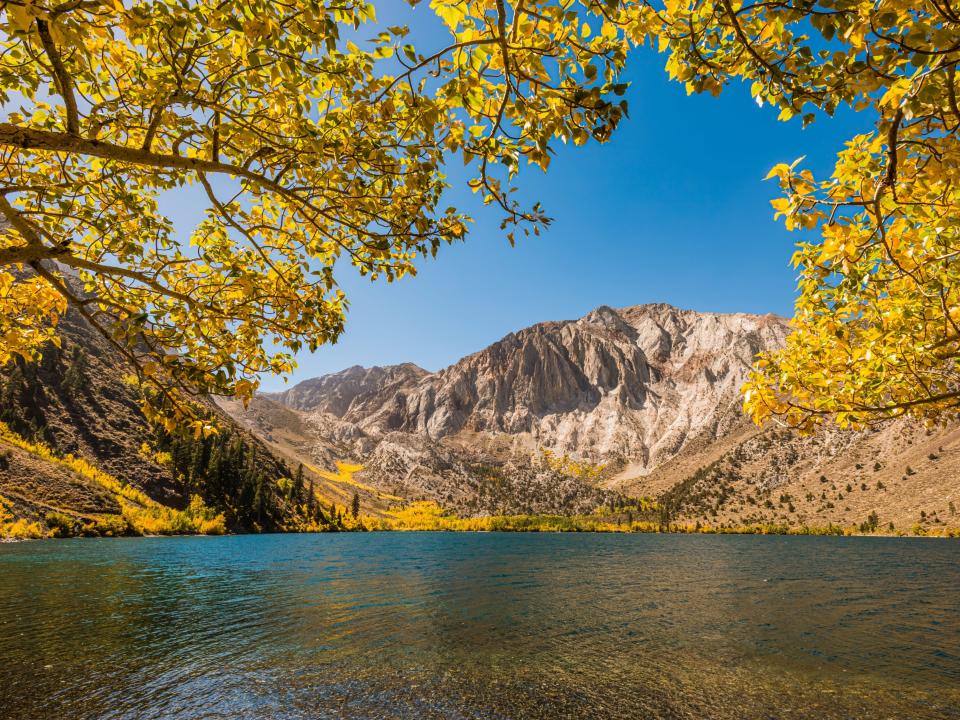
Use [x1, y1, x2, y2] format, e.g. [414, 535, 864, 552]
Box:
[1, 534, 958, 719]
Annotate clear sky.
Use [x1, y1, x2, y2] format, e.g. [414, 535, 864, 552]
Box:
[166, 9, 870, 390]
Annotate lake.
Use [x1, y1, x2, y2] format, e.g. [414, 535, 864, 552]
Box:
[0, 533, 958, 719]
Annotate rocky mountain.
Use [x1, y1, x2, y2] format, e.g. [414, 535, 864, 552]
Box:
[262, 304, 789, 468]
[5, 299, 957, 534]
[265, 363, 430, 416]
[239, 303, 960, 531]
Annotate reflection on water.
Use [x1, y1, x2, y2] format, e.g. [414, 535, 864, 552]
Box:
[1, 533, 958, 719]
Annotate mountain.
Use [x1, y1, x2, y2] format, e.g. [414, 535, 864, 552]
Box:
[242, 303, 960, 531]
[255, 304, 789, 468]
[5, 300, 957, 535]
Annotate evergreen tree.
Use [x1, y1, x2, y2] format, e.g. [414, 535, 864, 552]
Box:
[351, 492, 360, 518]
[188, 439, 206, 487]
[293, 463, 304, 503]
[254, 477, 266, 526]
[60, 346, 87, 396]
[314, 497, 327, 525]
[0, 363, 23, 423]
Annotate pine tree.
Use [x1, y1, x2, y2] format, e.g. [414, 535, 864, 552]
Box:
[0, 363, 23, 423]
[293, 464, 304, 503]
[188, 439, 206, 485]
[351, 492, 360, 518]
[254, 477, 266, 526]
[207, 441, 223, 492]
[60, 346, 88, 396]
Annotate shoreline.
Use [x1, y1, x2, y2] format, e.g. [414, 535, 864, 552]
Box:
[5, 525, 960, 541]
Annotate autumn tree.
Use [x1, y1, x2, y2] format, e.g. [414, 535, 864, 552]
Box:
[0, 0, 636, 431]
[6, 0, 956, 432]
[631, 1, 960, 427]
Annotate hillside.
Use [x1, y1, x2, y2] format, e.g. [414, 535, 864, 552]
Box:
[5, 301, 958, 536]
[0, 307, 345, 537]
[250, 304, 960, 532]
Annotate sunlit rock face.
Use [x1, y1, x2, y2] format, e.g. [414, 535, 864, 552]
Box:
[270, 304, 790, 472]
[264, 363, 429, 417]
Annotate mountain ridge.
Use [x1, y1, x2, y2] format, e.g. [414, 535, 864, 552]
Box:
[262, 303, 791, 470]
[4, 299, 957, 534]
[232, 301, 960, 530]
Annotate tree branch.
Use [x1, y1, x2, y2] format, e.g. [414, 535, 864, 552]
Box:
[35, 19, 80, 135]
[0, 195, 69, 265]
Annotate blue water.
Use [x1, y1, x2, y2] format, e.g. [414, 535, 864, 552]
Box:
[1, 533, 958, 719]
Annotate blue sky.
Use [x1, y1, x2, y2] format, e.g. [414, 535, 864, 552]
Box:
[168, 9, 870, 389]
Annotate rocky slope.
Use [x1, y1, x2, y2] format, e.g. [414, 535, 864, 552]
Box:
[246, 303, 960, 530]
[221, 393, 621, 517]
[264, 304, 788, 466]
[624, 420, 960, 531]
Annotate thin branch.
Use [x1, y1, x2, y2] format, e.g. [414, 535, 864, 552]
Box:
[35, 19, 80, 135]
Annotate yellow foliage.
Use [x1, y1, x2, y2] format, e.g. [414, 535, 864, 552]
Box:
[0, 493, 45, 538]
[0, 494, 12, 525]
[306, 460, 402, 504]
[1, 1, 956, 429]
[138, 442, 173, 468]
[378, 500, 954, 537]
[387, 501, 463, 531]
[0, 422, 225, 536]
[0, 0, 637, 422]
[644, 1, 960, 426]
[3, 518, 44, 539]
[539, 449, 606, 481]
[0, 271, 66, 365]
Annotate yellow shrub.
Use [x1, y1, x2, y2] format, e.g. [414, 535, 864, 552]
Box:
[3, 518, 44, 539]
[0, 494, 13, 526]
[539, 449, 606, 480]
[121, 494, 225, 536]
[94, 515, 133, 537]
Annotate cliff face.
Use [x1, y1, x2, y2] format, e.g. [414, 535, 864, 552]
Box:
[270, 305, 790, 471]
[264, 363, 429, 417]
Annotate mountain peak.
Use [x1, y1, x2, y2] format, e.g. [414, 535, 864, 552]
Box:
[268, 302, 791, 469]
[264, 363, 429, 415]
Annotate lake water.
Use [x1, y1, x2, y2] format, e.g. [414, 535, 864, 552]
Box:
[0, 533, 958, 719]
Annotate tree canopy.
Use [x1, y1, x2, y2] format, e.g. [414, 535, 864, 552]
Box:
[0, 0, 635, 429]
[660, 1, 960, 429]
[2, 0, 960, 431]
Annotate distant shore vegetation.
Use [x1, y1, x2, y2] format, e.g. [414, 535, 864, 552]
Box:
[375, 501, 960, 538]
